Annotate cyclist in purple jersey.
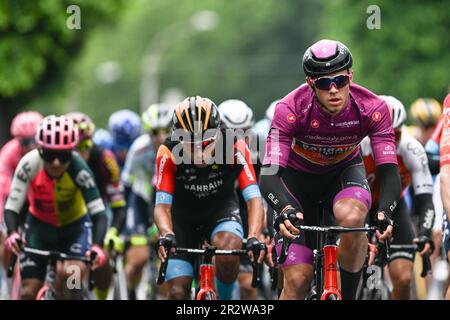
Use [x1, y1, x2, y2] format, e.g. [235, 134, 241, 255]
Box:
[260, 39, 401, 300]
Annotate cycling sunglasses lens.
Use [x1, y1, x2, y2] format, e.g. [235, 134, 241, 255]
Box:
[40, 150, 72, 163]
[314, 75, 350, 90]
[333, 75, 350, 88]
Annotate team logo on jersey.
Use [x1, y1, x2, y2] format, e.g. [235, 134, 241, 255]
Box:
[372, 112, 382, 122]
[287, 113, 296, 123]
[311, 119, 320, 129]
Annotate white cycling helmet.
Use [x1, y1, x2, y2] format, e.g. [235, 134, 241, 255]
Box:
[141, 103, 174, 132]
[379, 95, 407, 129]
[265, 100, 280, 121]
[218, 99, 254, 129]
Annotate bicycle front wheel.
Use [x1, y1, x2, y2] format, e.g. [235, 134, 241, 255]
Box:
[201, 291, 216, 300]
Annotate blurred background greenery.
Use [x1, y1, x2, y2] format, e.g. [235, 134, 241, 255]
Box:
[0, 0, 448, 144]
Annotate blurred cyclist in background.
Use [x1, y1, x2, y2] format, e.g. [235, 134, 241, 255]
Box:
[0, 111, 43, 295]
[108, 109, 142, 169]
[93, 128, 114, 151]
[120, 103, 173, 299]
[66, 112, 127, 300]
[219, 99, 261, 300]
[361, 95, 435, 299]
[407, 98, 442, 146]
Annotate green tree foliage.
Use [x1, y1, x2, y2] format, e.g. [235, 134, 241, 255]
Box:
[0, 0, 123, 142]
[318, 0, 449, 116]
[27, 0, 322, 129]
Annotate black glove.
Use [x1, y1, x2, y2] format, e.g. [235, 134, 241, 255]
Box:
[375, 211, 394, 234]
[246, 237, 267, 257]
[156, 233, 176, 253]
[416, 235, 435, 255]
[274, 206, 302, 233]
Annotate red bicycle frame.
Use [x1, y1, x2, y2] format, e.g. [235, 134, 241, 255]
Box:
[320, 245, 342, 300]
[157, 246, 261, 300]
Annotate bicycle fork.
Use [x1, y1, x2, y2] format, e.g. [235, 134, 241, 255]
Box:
[320, 245, 342, 300]
[196, 264, 217, 300]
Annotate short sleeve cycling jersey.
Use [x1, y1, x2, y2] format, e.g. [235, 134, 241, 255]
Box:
[121, 134, 156, 203]
[263, 83, 398, 173]
[88, 145, 125, 209]
[361, 132, 433, 205]
[0, 139, 23, 222]
[5, 149, 106, 227]
[155, 132, 261, 214]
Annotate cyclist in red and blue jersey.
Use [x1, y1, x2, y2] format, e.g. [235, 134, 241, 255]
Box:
[259, 39, 401, 300]
[155, 96, 266, 300]
[3, 115, 108, 299]
[66, 112, 126, 300]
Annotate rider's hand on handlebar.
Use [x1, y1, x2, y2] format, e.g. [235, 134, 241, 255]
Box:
[246, 237, 266, 264]
[5, 232, 24, 256]
[375, 211, 393, 243]
[103, 227, 125, 253]
[275, 207, 303, 240]
[414, 235, 434, 256]
[157, 233, 176, 263]
[87, 244, 108, 270]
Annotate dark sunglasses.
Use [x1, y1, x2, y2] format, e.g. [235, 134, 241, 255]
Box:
[39, 149, 73, 163]
[311, 74, 352, 90]
[181, 136, 217, 151]
[20, 137, 36, 148]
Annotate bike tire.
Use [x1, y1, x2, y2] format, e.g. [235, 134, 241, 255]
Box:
[202, 291, 216, 300]
[325, 293, 339, 300]
[36, 286, 55, 300]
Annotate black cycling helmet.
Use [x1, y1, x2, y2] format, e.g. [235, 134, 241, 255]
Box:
[172, 96, 221, 137]
[302, 39, 353, 78]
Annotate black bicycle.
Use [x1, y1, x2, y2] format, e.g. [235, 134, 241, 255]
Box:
[107, 240, 128, 300]
[8, 244, 97, 300]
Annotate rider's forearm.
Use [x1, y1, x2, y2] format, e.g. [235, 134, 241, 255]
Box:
[154, 204, 173, 236]
[377, 163, 401, 219]
[414, 193, 435, 237]
[440, 166, 450, 221]
[259, 165, 302, 214]
[91, 213, 107, 245]
[4, 209, 20, 235]
[246, 197, 264, 238]
[110, 206, 126, 232]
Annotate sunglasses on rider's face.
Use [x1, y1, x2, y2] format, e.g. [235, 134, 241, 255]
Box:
[311, 74, 352, 90]
[181, 136, 217, 151]
[39, 149, 73, 163]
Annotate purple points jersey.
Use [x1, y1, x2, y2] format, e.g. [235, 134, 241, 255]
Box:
[264, 83, 397, 173]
